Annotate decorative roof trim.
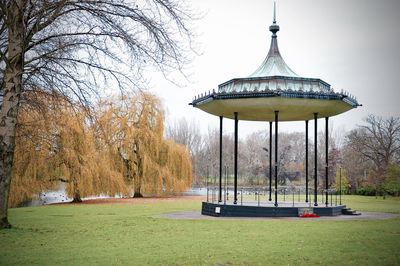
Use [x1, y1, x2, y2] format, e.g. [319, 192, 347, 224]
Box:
[190, 89, 360, 109]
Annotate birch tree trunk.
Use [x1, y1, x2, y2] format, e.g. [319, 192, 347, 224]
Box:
[0, 0, 26, 229]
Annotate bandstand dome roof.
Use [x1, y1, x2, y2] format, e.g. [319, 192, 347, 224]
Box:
[190, 3, 360, 121]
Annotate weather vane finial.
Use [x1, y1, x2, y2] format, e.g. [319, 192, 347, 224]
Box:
[273, 1, 276, 24]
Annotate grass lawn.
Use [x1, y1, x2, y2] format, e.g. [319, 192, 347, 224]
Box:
[0, 196, 399, 265]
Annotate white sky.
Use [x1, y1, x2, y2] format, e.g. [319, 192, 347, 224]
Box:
[149, 0, 400, 137]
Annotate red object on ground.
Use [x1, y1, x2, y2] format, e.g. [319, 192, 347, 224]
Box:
[299, 213, 320, 218]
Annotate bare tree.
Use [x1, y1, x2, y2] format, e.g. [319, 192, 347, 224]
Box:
[0, 0, 196, 229]
[346, 115, 400, 190]
[240, 131, 267, 185]
[341, 144, 371, 193]
[165, 117, 203, 156]
[165, 117, 204, 184]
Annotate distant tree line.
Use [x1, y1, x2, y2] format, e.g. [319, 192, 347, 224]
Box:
[166, 115, 400, 196]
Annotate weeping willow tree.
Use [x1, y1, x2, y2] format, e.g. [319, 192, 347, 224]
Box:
[10, 91, 192, 206]
[10, 92, 57, 206]
[96, 92, 192, 197]
[10, 92, 128, 206]
[51, 106, 129, 202]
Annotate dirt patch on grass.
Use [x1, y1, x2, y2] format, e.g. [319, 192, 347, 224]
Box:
[52, 195, 204, 205]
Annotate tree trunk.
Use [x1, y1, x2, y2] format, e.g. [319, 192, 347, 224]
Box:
[71, 179, 82, 203]
[133, 168, 143, 197]
[133, 141, 143, 198]
[0, 1, 26, 229]
[71, 195, 83, 203]
[133, 191, 143, 198]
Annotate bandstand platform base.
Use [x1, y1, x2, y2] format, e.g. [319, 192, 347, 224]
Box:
[202, 201, 345, 217]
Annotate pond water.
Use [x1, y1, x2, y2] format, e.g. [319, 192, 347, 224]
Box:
[23, 186, 207, 207]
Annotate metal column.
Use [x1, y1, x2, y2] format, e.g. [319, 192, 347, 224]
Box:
[234, 112, 238, 204]
[305, 120, 309, 203]
[325, 117, 329, 206]
[339, 167, 342, 205]
[219, 116, 223, 202]
[274, 111, 279, 207]
[269, 121, 272, 201]
[314, 113, 318, 206]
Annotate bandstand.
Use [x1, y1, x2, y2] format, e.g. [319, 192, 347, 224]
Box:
[190, 4, 361, 217]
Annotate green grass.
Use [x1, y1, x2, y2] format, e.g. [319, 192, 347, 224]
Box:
[1, 196, 400, 265]
[341, 195, 400, 213]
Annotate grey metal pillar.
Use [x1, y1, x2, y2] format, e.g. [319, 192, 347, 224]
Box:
[305, 120, 309, 203]
[234, 112, 238, 204]
[269, 121, 272, 201]
[219, 116, 223, 202]
[325, 117, 329, 206]
[314, 113, 318, 206]
[274, 111, 279, 207]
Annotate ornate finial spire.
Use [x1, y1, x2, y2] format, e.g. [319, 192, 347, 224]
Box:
[248, 0, 298, 78]
[269, 1, 280, 36]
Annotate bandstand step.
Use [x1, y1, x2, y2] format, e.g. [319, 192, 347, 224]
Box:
[342, 208, 362, 216]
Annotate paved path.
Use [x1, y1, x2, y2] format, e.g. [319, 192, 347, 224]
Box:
[160, 210, 400, 221]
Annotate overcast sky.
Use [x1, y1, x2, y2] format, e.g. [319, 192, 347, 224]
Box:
[149, 0, 400, 137]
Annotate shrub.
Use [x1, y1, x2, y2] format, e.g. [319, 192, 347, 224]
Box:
[356, 185, 377, 196]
